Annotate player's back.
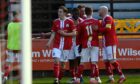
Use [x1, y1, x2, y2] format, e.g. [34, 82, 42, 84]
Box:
[79, 18, 99, 48]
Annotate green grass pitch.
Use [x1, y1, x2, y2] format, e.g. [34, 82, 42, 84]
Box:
[6, 74, 140, 84]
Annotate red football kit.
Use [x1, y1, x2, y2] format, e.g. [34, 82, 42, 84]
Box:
[76, 18, 100, 79]
[51, 18, 76, 50]
[78, 18, 99, 48]
[99, 15, 124, 80]
[99, 15, 118, 46]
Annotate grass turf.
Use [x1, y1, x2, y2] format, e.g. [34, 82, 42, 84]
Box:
[6, 74, 140, 84]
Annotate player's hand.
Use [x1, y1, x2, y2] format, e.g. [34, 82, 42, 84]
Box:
[46, 42, 51, 49]
[92, 24, 98, 31]
[78, 44, 82, 53]
[58, 30, 66, 36]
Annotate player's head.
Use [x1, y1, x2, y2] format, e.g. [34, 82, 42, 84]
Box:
[12, 10, 21, 20]
[77, 4, 85, 16]
[58, 6, 68, 19]
[85, 7, 93, 16]
[77, 4, 85, 12]
[99, 6, 108, 17]
[72, 8, 80, 20]
[13, 11, 20, 18]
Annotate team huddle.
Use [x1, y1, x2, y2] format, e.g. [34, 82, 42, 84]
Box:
[46, 5, 126, 84]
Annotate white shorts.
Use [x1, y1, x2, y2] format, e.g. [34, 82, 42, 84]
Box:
[81, 47, 99, 62]
[52, 48, 70, 62]
[6, 51, 21, 63]
[103, 45, 117, 61]
[68, 45, 81, 60]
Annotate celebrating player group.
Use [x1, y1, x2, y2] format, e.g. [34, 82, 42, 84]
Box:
[46, 5, 126, 84]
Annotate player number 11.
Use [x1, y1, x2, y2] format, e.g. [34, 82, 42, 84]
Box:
[86, 25, 93, 35]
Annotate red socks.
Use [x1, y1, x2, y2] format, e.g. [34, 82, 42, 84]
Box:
[3, 65, 11, 77]
[90, 64, 99, 78]
[105, 61, 113, 75]
[54, 63, 60, 79]
[76, 64, 99, 78]
[112, 61, 123, 76]
[105, 61, 123, 77]
[59, 68, 65, 80]
[76, 65, 84, 78]
[54, 63, 66, 80]
[70, 66, 76, 78]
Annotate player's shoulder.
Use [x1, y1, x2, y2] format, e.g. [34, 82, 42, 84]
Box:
[53, 19, 61, 25]
[78, 17, 84, 22]
[8, 22, 13, 25]
[53, 18, 60, 23]
[8, 22, 19, 26]
[80, 19, 86, 24]
[84, 18, 98, 22]
[80, 18, 90, 24]
[65, 18, 75, 24]
[92, 18, 99, 22]
[7, 22, 13, 29]
[66, 18, 74, 22]
[90, 18, 100, 25]
[105, 15, 113, 20]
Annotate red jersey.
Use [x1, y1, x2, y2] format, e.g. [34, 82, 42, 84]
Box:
[79, 18, 99, 48]
[80, 12, 87, 19]
[51, 18, 75, 50]
[71, 17, 84, 45]
[81, 15, 87, 19]
[99, 15, 118, 46]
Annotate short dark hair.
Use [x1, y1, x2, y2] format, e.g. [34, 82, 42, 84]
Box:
[77, 5, 85, 9]
[72, 8, 80, 16]
[85, 7, 93, 16]
[13, 11, 18, 17]
[59, 6, 68, 13]
[72, 8, 80, 20]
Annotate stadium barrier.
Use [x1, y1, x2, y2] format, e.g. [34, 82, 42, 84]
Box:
[115, 19, 140, 33]
[32, 38, 140, 70]
[1, 36, 140, 70]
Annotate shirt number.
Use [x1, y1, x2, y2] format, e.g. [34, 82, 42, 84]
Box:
[86, 25, 93, 35]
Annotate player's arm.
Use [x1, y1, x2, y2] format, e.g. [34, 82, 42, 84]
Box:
[46, 21, 56, 48]
[5, 24, 9, 40]
[77, 22, 83, 44]
[77, 22, 83, 53]
[98, 17, 112, 33]
[58, 20, 77, 36]
[41, 32, 51, 36]
[46, 32, 55, 48]
[58, 29, 77, 36]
